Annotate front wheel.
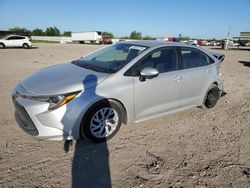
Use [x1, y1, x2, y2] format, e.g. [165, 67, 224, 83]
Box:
[81, 100, 123, 143]
[0, 43, 5, 48]
[204, 84, 220, 108]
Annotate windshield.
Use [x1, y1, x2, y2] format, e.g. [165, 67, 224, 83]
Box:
[72, 43, 147, 73]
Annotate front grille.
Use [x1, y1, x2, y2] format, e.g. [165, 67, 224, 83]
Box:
[13, 99, 39, 136]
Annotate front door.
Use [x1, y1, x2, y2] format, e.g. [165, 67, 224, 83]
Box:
[132, 47, 181, 121]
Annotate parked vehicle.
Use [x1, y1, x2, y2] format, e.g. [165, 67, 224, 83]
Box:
[211, 41, 221, 46]
[71, 31, 102, 44]
[168, 37, 180, 42]
[229, 40, 239, 47]
[186, 40, 198, 46]
[0, 35, 32, 49]
[12, 41, 224, 142]
[197, 40, 204, 46]
[203, 41, 211, 46]
[238, 40, 250, 47]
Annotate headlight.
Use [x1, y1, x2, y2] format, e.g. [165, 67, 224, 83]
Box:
[20, 91, 81, 110]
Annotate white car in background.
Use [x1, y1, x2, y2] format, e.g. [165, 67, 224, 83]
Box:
[228, 40, 239, 47]
[0, 35, 32, 49]
[186, 40, 198, 46]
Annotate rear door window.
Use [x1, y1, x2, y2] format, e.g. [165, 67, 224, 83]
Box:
[16, 36, 25, 40]
[180, 47, 213, 69]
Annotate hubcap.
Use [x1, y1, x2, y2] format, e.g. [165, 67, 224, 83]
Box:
[90, 107, 119, 138]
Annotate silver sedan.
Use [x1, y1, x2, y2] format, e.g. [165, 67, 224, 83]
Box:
[12, 41, 224, 142]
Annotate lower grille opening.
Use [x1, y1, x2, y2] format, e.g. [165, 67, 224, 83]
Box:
[14, 100, 39, 136]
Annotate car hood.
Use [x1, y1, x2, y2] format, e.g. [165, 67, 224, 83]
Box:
[20, 63, 110, 95]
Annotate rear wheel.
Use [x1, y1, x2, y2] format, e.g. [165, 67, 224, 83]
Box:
[0, 43, 5, 48]
[22, 43, 29, 49]
[81, 100, 123, 143]
[204, 84, 220, 108]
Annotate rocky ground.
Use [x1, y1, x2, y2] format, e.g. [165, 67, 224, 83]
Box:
[0, 44, 249, 187]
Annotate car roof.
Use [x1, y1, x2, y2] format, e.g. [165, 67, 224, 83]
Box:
[119, 40, 214, 59]
[120, 40, 191, 48]
[2, 34, 27, 39]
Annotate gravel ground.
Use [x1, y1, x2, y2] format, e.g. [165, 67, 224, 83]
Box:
[0, 43, 249, 188]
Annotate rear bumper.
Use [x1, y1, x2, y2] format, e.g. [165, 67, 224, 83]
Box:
[218, 75, 224, 95]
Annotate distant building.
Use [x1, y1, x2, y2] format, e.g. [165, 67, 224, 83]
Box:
[233, 32, 250, 46]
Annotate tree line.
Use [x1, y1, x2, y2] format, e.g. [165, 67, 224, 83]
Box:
[8, 27, 156, 40]
[9, 27, 71, 36]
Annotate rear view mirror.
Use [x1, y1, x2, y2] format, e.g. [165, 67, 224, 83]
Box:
[139, 67, 159, 81]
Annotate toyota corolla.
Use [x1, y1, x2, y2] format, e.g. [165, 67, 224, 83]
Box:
[12, 41, 224, 142]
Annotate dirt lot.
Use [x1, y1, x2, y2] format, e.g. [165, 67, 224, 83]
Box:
[0, 44, 249, 188]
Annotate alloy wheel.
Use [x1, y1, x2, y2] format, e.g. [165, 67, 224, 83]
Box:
[90, 107, 119, 138]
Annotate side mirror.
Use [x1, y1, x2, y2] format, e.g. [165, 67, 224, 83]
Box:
[139, 67, 159, 81]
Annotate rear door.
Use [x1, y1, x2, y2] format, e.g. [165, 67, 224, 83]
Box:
[129, 47, 181, 121]
[177, 47, 214, 107]
[15, 36, 25, 46]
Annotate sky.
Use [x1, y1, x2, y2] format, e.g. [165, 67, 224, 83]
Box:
[0, 0, 249, 39]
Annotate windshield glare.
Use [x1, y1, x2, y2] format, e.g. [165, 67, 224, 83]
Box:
[77, 43, 147, 73]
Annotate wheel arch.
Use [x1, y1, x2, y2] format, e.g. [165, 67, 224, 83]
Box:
[22, 43, 29, 48]
[213, 81, 218, 86]
[78, 97, 127, 141]
[108, 98, 127, 125]
[79, 98, 127, 137]
[201, 82, 220, 108]
[87, 98, 127, 125]
[0, 42, 5, 48]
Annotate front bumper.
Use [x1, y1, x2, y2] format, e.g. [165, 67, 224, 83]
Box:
[12, 96, 70, 140]
[11, 86, 92, 140]
[13, 98, 39, 136]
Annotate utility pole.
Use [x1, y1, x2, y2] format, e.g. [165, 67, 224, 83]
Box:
[224, 26, 231, 50]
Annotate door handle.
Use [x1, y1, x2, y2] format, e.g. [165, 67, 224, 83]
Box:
[173, 75, 182, 82]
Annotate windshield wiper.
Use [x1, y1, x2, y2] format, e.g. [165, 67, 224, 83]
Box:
[71, 60, 96, 71]
[71, 60, 114, 73]
[89, 65, 115, 73]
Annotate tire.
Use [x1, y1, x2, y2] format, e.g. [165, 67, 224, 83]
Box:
[23, 43, 30, 49]
[81, 100, 123, 143]
[0, 43, 5, 49]
[204, 84, 220, 108]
